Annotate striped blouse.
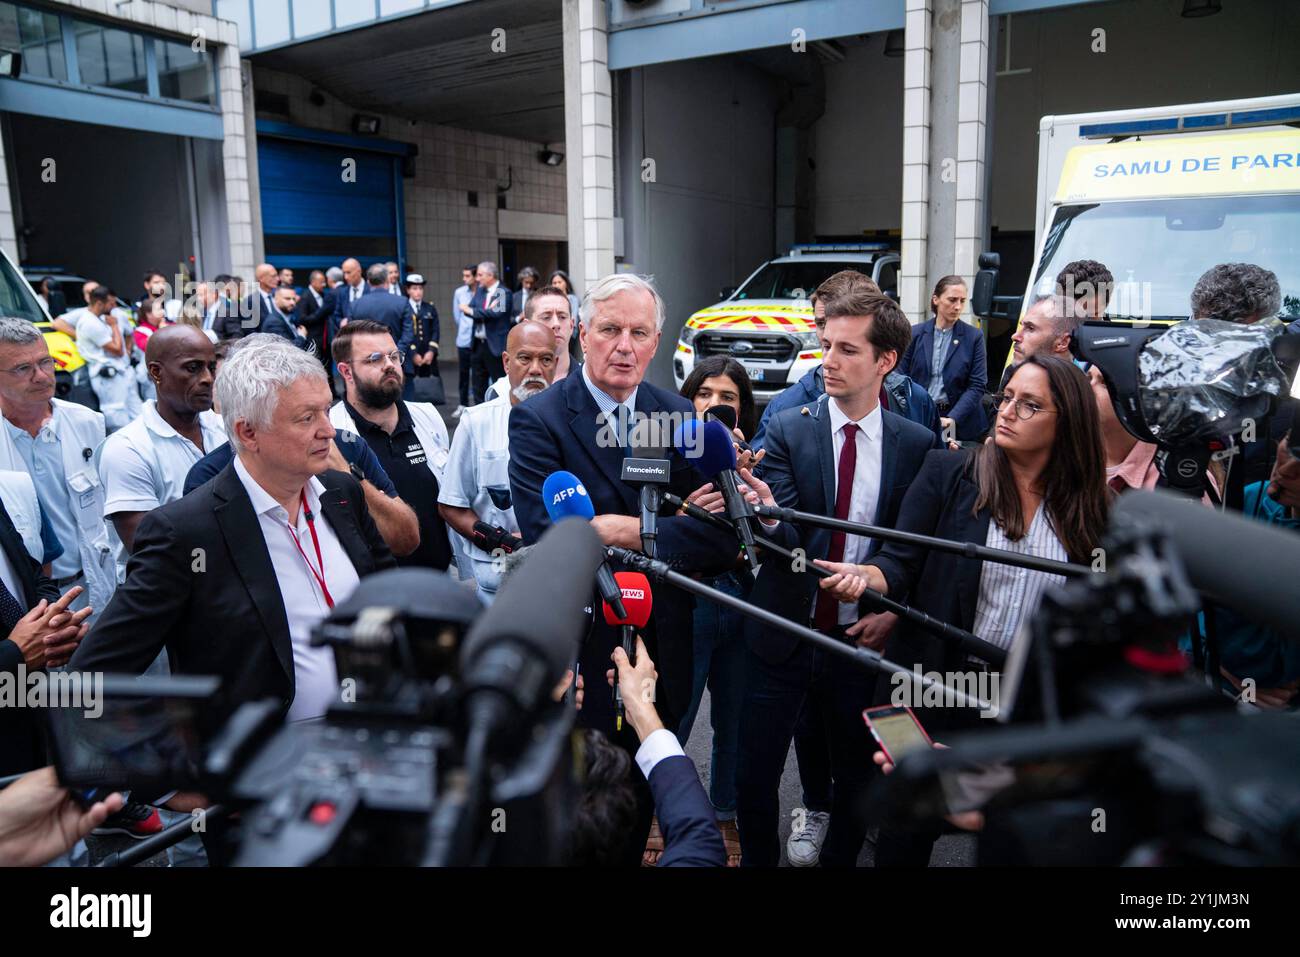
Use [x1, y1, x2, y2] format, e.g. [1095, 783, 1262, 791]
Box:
[972, 503, 1069, 653]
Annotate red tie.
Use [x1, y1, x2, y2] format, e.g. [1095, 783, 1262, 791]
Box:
[813, 422, 859, 632]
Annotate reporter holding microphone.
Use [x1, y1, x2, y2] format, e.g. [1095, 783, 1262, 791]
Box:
[815, 355, 1110, 865]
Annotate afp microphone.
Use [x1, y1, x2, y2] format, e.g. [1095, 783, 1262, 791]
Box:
[676, 418, 761, 571]
[542, 470, 627, 620]
[601, 572, 653, 731]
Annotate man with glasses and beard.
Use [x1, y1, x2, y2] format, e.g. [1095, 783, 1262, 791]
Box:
[329, 320, 453, 570]
[438, 320, 557, 603]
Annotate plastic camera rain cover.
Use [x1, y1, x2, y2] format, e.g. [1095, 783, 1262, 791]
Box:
[1138, 318, 1289, 444]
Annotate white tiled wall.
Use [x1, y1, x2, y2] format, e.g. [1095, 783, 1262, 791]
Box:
[252, 66, 569, 350]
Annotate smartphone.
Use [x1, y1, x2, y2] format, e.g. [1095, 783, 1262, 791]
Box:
[863, 704, 934, 765]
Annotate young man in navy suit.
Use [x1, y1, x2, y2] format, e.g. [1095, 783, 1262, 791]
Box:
[735, 290, 941, 867]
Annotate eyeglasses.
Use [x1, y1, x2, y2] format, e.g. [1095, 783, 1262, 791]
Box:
[356, 351, 402, 367]
[992, 393, 1058, 421]
[1, 357, 56, 378]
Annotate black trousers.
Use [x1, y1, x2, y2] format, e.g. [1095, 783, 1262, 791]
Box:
[470, 339, 503, 403]
[736, 630, 878, 867]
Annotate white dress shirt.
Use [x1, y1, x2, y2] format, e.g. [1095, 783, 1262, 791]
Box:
[635, 727, 687, 779]
[827, 398, 883, 626]
[972, 504, 1068, 652]
[232, 456, 361, 722]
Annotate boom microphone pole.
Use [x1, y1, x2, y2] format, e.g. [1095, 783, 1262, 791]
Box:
[664, 493, 1007, 667]
[605, 545, 994, 711]
[752, 503, 1093, 578]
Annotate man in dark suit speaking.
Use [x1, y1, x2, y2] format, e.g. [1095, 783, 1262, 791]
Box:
[508, 273, 735, 864]
[72, 337, 396, 723]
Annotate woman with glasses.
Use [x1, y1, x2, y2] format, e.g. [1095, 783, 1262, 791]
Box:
[813, 355, 1108, 862]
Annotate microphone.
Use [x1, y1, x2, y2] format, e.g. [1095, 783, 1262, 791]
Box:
[601, 572, 653, 731]
[622, 419, 672, 559]
[472, 520, 523, 554]
[676, 418, 761, 571]
[1114, 489, 1300, 639]
[704, 404, 752, 454]
[542, 470, 627, 620]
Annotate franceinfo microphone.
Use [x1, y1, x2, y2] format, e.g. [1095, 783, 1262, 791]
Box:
[542, 470, 627, 621]
[622, 421, 672, 559]
[675, 418, 761, 571]
[601, 572, 653, 731]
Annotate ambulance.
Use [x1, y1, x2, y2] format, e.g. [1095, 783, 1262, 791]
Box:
[975, 93, 1300, 342]
[673, 243, 900, 402]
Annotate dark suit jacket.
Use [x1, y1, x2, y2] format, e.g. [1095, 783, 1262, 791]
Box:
[0, 502, 60, 777]
[470, 283, 512, 355]
[258, 307, 311, 350]
[748, 394, 941, 664]
[210, 299, 249, 340]
[899, 318, 989, 440]
[330, 282, 366, 336]
[650, 754, 726, 867]
[350, 286, 415, 358]
[242, 289, 277, 338]
[297, 286, 336, 354]
[70, 464, 396, 720]
[507, 372, 736, 728]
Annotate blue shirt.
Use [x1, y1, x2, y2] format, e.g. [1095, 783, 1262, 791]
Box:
[4, 416, 80, 579]
[929, 324, 953, 405]
[182, 428, 399, 497]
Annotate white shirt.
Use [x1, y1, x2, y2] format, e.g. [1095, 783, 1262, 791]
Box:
[972, 504, 1069, 652]
[635, 727, 687, 779]
[232, 456, 361, 722]
[437, 394, 516, 595]
[75, 311, 129, 374]
[0, 527, 22, 610]
[826, 398, 883, 626]
[98, 401, 227, 574]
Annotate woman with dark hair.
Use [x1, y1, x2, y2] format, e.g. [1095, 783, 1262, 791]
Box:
[548, 270, 582, 335]
[897, 275, 989, 443]
[815, 354, 1107, 863]
[669, 354, 759, 866]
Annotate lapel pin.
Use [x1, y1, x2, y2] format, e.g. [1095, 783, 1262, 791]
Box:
[800, 407, 810, 416]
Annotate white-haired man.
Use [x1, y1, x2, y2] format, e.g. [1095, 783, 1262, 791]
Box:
[507, 272, 737, 866]
[72, 337, 395, 726]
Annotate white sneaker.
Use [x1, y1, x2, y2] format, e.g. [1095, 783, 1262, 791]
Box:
[451, 405, 467, 419]
[786, 809, 830, 867]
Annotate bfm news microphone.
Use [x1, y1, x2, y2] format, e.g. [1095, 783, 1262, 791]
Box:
[472, 520, 523, 554]
[676, 418, 761, 571]
[622, 421, 672, 559]
[542, 470, 627, 620]
[704, 404, 752, 455]
[601, 572, 653, 731]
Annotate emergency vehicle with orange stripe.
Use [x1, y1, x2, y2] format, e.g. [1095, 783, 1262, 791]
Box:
[672, 244, 900, 402]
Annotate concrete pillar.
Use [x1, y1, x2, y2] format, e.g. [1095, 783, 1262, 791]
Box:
[900, 0, 990, 325]
[562, 0, 615, 302]
[216, 43, 256, 280]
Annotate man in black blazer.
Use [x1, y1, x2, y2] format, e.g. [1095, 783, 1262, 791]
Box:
[296, 269, 336, 360]
[241, 263, 280, 337]
[736, 291, 940, 867]
[0, 501, 90, 778]
[350, 263, 415, 360]
[72, 339, 395, 725]
[466, 261, 512, 400]
[509, 273, 735, 865]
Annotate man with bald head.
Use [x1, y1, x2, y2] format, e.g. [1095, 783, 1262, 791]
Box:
[98, 324, 226, 566]
[439, 320, 557, 603]
[242, 263, 279, 334]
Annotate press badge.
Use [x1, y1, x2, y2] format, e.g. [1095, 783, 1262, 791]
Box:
[79, 489, 95, 508]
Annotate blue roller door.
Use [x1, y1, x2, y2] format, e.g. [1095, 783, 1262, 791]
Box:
[256, 123, 412, 273]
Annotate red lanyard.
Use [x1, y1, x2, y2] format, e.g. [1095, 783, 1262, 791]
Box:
[285, 490, 334, 609]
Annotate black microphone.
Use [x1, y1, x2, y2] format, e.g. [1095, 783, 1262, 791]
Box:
[622, 420, 672, 559]
[705, 404, 752, 454]
[1114, 489, 1300, 639]
[472, 520, 523, 554]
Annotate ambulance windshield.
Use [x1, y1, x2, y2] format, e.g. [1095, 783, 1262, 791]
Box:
[1032, 195, 1300, 320]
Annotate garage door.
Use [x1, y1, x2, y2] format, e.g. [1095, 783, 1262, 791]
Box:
[257, 132, 406, 272]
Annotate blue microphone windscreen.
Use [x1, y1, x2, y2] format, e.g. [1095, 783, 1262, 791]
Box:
[675, 418, 737, 477]
[542, 470, 596, 521]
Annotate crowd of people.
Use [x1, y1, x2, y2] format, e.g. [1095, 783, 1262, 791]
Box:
[0, 251, 1295, 868]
